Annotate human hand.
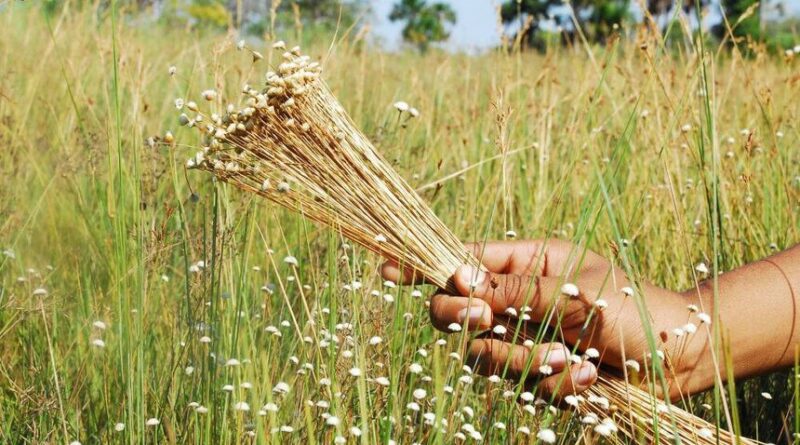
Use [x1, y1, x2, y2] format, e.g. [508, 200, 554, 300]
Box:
[382, 239, 711, 401]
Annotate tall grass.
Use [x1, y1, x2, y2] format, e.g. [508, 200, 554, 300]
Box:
[0, 2, 798, 443]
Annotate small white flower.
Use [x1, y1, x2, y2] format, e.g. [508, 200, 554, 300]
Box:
[624, 359, 640, 373]
[349, 367, 362, 377]
[412, 388, 427, 400]
[581, 413, 598, 424]
[91, 339, 106, 348]
[199, 336, 211, 344]
[505, 230, 517, 239]
[393, 101, 409, 112]
[492, 325, 507, 335]
[761, 392, 772, 400]
[447, 323, 462, 332]
[520, 392, 534, 402]
[234, 402, 250, 411]
[114, 423, 125, 432]
[560, 283, 580, 297]
[374, 234, 387, 243]
[350, 426, 363, 437]
[564, 395, 579, 407]
[538, 364, 553, 375]
[408, 107, 420, 118]
[326, 416, 341, 427]
[698, 427, 714, 439]
[222, 384, 234, 392]
[594, 299, 608, 310]
[225, 358, 241, 367]
[493, 422, 506, 430]
[236, 39, 246, 50]
[283, 256, 299, 266]
[518, 426, 531, 435]
[279, 425, 294, 433]
[334, 437, 346, 445]
[32, 288, 48, 297]
[537, 428, 556, 444]
[195, 406, 209, 414]
[585, 348, 600, 359]
[594, 423, 613, 437]
[695, 262, 709, 274]
[620, 286, 634, 297]
[408, 363, 423, 374]
[263, 402, 279, 412]
[92, 320, 107, 330]
[487, 375, 501, 383]
[406, 402, 420, 411]
[369, 336, 383, 346]
[145, 418, 160, 427]
[411, 289, 423, 298]
[201, 89, 217, 101]
[273, 381, 291, 394]
[168, 66, 177, 76]
[375, 377, 390, 386]
[681, 123, 692, 133]
[697, 312, 711, 324]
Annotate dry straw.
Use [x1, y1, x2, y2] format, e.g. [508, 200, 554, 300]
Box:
[179, 42, 756, 444]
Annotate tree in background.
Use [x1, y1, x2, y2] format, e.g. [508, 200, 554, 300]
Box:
[711, 0, 761, 50]
[389, 0, 457, 52]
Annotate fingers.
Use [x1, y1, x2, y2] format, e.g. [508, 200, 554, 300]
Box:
[380, 259, 426, 285]
[537, 361, 597, 398]
[429, 294, 493, 332]
[465, 338, 598, 398]
[466, 339, 569, 381]
[451, 265, 598, 330]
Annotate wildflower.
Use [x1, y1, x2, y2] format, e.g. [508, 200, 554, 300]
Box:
[273, 40, 286, 49]
[334, 437, 346, 445]
[560, 283, 580, 297]
[91, 339, 106, 348]
[594, 299, 608, 310]
[383, 294, 394, 303]
[222, 384, 234, 392]
[594, 423, 612, 437]
[487, 375, 501, 383]
[409, 363, 423, 374]
[411, 290, 423, 298]
[393, 101, 410, 112]
[277, 182, 291, 193]
[687, 304, 699, 312]
[263, 402, 279, 412]
[199, 336, 211, 344]
[236, 39, 246, 50]
[494, 422, 506, 430]
[413, 388, 427, 400]
[369, 336, 383, 345]
[581, 413, 598, 424]
[564, 395, 579, 408]
[407, 402, 420, 411]
[348, 367, 362, 377]
[538, 364, 553, 375]
[114, 423, 125, 432]
[374, 234, 387, 243]
[447, 323, 462, 332]
[273, 381, 290, 394]
[492, 325, 507, 335]
[326, 416, 341, 427]
[225, 358, 241, 367]
[449, 352, 461, 361]
[698, 428, 713, 439]
[672, 327, 685, 337]
[280, 425, 294, 433]
[695, 262, 709, 274]
[375, 376, 390, 386]
[505, 230, 517, 239]
[195, 406, 209, 414]
[697, 312, 711, 324]
[32, 288, 48, 297]
[234, 402, 250, 411]
[761, 391, 772, 400]
[201, 89, 217, 101]
[520, 391, 534, 402]
[537, 428, 556, 444]
[350, 426, 362, 436]
[168, 66, 177, 76]
[145, 418, 160, 427]
[681, 124, 692, 133]
[240, 382, 252, 389]
[585, 348, 600, 359]
[624, 360, 640, 373]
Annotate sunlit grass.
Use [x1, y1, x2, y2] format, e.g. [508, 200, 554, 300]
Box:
[0, 2, 798, 444]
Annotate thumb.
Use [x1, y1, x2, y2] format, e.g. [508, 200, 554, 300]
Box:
[453, 265, 539, 314]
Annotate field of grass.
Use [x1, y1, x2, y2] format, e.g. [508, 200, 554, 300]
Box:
[1, 2, 799, 444]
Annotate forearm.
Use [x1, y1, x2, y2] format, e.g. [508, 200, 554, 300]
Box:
[686, 245, 800, 391]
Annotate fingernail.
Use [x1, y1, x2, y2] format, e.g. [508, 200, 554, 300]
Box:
[575, 362, 596, 386]
[543, 348, 568, 368]
[459, 266, 486, 289]
[456, 305, 492, 329]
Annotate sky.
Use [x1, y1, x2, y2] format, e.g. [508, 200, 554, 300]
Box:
[369, 0, 800, 52]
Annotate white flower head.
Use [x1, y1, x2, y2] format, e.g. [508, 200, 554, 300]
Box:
[393, 101, 410, 112]
[145, 418, 160, 427]
[537, 428, 556, 444]
[560, 283, 580, 297]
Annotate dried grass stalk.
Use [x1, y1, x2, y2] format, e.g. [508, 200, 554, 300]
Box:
[179, 43, 757, 444]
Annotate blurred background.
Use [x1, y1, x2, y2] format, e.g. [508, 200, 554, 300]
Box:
[29, 0, 800, 55]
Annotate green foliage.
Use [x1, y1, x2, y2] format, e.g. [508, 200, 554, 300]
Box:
[389, 0, 457, 52]
[187, 0, 230, 29]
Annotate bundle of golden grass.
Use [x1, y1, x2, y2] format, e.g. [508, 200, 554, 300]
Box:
[178, 42, 755, 444]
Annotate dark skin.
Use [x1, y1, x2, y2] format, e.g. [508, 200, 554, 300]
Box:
[382, 239, 800, 401]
